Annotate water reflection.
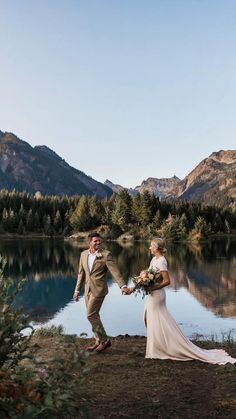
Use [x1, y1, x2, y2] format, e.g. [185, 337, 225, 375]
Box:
[166, 240, 236, 318]
[0, 238, 236, 330]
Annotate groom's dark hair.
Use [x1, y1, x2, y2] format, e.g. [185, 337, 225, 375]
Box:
[88, 232, 101, 241]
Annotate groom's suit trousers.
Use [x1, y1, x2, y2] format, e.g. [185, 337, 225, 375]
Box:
[85, 291, 107, 342]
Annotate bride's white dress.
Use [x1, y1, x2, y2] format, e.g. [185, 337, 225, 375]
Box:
[144, 256, 236, 365]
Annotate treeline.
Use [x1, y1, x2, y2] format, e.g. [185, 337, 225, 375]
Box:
[0, 189, 236, 240]
[0, 189, 79, 235]
[69, 190, 236, 240]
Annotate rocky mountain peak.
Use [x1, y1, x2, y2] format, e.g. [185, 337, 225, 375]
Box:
[170, 149, 236, 204]
[104, 179, 124, 194]
[0, 131, 23, 145]
[209, 150, 236, 164]
[0, 131, 33, 151]
[135, 176, 181, 197]
[105, 176, 181, 198]
[34, 145, 62, 161]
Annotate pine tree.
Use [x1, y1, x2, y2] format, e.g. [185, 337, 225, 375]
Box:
[17, 219, 24, 235]
[138, 191, 153, 228]
[43, 214, 52, 235]
[89, 195, 104, 227]
[54, 209, 62, 233]
[2, 208, 9, 231]
[101, 197, 113, 226]
[111, 190, 133, 231]
[19, 204, 27, 225]
[177, 213, 188, 239]
[34, 212, 40, 231]
[132, 193, 143, 227]
[213, 213, 223, 233]
[69, 196, 93, 231]
[150, 209, 163, 232]
[8, 209, 17, 232]
[26, 209, 34, 232]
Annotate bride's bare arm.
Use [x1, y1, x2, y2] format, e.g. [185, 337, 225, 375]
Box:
[150, 271, 170, 290]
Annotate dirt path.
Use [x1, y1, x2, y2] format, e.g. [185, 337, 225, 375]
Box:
[33, 335, 236, 418]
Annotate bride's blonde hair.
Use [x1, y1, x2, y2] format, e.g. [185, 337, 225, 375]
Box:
[151, 237, 167, 254]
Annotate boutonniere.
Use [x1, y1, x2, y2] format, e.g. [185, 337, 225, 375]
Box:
[96, 252, 103, 259]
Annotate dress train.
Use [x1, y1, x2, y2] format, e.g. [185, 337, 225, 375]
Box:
[144, 289, 236, 365]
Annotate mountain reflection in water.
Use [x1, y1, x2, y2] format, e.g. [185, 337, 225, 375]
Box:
[1, 238, 235, 329]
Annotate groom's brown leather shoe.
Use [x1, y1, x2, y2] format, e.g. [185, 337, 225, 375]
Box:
[86, 343, 100, 351]
[95, 339, 111, 353]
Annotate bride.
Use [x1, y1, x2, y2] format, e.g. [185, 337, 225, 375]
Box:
[133, 237, 236, 365]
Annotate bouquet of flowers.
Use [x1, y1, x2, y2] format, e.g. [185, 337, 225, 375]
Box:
[132, 268, 162, 298]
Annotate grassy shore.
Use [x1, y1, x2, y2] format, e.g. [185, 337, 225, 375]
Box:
[30, 332, 236, 419]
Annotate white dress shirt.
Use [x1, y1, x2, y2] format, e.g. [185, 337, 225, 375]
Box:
[87, 250, 98, 272]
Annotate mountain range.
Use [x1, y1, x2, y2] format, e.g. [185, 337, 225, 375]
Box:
[105, 176, 181, 198]
[0, 130, 111, 198]
[0, 129, 235, 204]
[106, 151, 236, 205]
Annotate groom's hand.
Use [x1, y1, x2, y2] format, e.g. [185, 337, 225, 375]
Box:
[73, 292, 79, 301]
[121, 286, 131, 295]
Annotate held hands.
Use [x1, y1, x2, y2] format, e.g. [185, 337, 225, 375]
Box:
[121, 286, 133, 295]
[73, 288, 133, 300]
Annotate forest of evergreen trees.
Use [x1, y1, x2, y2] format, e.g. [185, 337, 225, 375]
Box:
[0, 189, 235, 241]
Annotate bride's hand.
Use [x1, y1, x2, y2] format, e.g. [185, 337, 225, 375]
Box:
[128, 287, 135, 294]
[122, 287, 134, 295]
[140, 271, 148, 279]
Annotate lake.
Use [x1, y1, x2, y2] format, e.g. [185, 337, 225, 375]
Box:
[2, 237, 236, 341]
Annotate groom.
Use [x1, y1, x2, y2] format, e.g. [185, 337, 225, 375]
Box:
[73, 232, 130, 352]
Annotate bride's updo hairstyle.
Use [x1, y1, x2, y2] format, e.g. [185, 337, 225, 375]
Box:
[151, 237, 167, 254]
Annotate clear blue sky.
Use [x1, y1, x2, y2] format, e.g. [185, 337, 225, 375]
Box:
[0, 0, 236, 188]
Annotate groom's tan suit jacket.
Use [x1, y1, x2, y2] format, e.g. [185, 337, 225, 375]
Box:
[75, 249, 125, 297]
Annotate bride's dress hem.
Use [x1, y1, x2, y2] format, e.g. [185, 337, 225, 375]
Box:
[145, 354, 236, 365]
[144, 287, 236, 366]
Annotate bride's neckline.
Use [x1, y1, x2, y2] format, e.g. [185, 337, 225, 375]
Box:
[154, 254, 163, 259]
